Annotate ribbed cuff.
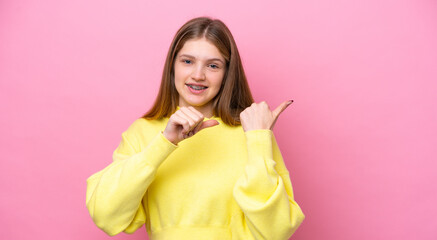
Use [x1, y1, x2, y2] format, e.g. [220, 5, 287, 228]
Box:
[245, 129, 273, 161]
[141, 131, 178, 168]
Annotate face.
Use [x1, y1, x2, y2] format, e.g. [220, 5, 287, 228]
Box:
[174, 38, 226, 113]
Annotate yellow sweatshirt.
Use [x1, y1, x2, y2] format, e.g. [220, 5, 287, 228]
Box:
[86, 115, 305, 239]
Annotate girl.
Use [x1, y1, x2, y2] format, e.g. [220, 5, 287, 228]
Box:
[86, 16, 305, 239]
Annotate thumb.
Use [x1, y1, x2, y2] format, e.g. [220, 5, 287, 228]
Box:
[272, 100, 293, 119]
[270, 100, 293, 130]
[197, 119, 220, 132]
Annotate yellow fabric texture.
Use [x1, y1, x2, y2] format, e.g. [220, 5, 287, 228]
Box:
[86, 116, 305, 239]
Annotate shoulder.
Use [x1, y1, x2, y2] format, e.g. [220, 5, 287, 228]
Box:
[126, 117, 167, 132]
[123, 117, 169, 147]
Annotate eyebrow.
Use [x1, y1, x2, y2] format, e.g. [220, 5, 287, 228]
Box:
[178, 54, 225, 64]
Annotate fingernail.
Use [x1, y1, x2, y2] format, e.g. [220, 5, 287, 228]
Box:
[288, 100, 294, 105]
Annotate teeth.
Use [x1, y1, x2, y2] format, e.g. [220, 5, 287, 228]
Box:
[188, 84, 207, 90]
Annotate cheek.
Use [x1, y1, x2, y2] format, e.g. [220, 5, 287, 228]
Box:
[173, 69, 184, 94]
[174, 64, 188, 83]
[173, 66, 181, 83]
[209, 72, 225, 89]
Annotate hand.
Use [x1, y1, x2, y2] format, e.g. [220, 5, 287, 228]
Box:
[240, 100, 293, 132]
[163, 106, 219, 145]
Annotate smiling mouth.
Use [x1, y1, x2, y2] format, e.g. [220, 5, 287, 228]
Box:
[186, 84, 208, 90]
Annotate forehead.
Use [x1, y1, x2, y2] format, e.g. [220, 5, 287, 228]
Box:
[177, 38, 224, 61]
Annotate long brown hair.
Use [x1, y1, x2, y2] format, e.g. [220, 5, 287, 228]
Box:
[142, 17, 254, 126]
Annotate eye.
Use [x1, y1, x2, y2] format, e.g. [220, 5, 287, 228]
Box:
[209, 64, 219, 69]
[182, 59, 192, 64]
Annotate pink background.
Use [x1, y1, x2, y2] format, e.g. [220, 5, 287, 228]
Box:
[1, 0, 436, 239]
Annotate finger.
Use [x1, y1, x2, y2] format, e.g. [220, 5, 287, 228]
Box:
[181, 107, 203, 122]
[183, 132, 194, 139]
[192, 120, 203, 134]
[178, 109, 197, 126]
[176, 110, 196, 132]
[270, 100, 293, 130]
[260, 101, 270, 110]
[173, 114, 191, 134]
[197, 119, 220, 132]
[186, 107, 209, 135]
[187, 106, 204, 119]
[181, 107, 204, 131]
[272, 100, 293, 119]
[187, 122, 203, 138]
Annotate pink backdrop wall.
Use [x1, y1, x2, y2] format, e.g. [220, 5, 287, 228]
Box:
[1, 0, 436, 239]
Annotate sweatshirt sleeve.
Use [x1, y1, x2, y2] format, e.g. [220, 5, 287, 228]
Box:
[86, 120, 177, 236]
[231, 129, 305, 239]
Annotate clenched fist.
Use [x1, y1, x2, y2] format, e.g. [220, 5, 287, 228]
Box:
[163, 106, 220, 145]
[240, 100, 293, 132]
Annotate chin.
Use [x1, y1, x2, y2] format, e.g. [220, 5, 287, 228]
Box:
[187, 101, 209, 107]
[185, 98, 212, 107]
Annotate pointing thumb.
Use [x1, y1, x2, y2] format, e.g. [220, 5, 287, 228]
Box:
[197, 119, 220, 132]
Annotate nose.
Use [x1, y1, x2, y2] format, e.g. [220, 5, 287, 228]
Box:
[191, 64, 205, 81]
